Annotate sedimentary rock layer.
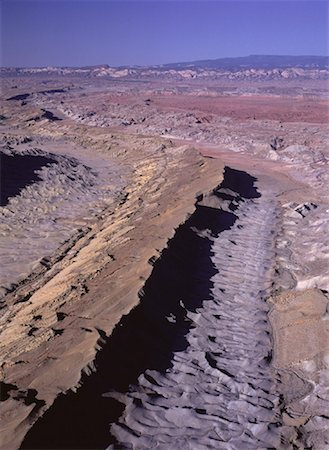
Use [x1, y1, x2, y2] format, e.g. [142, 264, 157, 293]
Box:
[0, 147, 124, 292]
[106, 170, 283, 449]
[0, 135, 224, 450]
[1, 72, 328, 450]
[20, 168, 290, 449]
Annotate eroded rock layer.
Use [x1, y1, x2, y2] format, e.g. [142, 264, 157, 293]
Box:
[107, 170, 285, 449]
[0, 135, 224, 450]
[1, 70, 328, 450]
[0, 146, 125, 293]
[20, 168, 290, 449]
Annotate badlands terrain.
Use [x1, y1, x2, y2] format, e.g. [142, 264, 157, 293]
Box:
[0, 56, 329, 449]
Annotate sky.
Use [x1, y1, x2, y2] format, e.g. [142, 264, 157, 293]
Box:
[1, 0, 328, 67]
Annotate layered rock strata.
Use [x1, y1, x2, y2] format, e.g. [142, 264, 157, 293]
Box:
[1, 72, 328, 450]
[106, 170, 284, 449]
[0, 137, 224, 450]
[0, 147, 124, 292]
[21, 168, 294, 450]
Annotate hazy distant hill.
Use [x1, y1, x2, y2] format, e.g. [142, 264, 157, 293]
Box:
[1, 55, 328, 81]
[162, 55, 329, 70]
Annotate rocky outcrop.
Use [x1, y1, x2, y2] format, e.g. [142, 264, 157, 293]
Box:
[21, 168, 302, 450]
[0, 133, 224, 449]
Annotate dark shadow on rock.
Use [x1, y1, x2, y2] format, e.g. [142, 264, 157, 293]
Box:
[219, 166, 261, 199]
[41, 110, 62, 121]
[0, 153, 57, 206]
[21, 167, 260, 450]
[6, 93, 30, 101]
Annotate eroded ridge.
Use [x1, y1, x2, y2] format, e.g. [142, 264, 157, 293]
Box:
[21, 167, 279, 449]
[106, 173, 283, 449]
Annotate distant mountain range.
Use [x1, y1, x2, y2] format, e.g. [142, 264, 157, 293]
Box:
[1, 55, 328, 81]
[161, 54, 329, 70]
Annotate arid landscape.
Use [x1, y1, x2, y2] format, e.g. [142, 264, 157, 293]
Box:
[1, 56, 329, 449]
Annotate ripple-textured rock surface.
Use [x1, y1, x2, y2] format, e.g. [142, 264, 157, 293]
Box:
[0, 131, 223, 450]
[107, 174, 285, 449]
[0, 146, 124, 293]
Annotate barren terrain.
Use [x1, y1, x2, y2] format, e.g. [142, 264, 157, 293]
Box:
[0, 64, 329, 449]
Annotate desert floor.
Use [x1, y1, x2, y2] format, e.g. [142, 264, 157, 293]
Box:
[0, 75, 328, 449]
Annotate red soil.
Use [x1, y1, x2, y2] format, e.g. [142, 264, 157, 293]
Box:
[152, 94, 329, 123]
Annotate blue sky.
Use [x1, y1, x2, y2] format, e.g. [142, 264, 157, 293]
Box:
[1, 1, 328, 67]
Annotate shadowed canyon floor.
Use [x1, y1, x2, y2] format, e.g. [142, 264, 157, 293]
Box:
[0, 70, 329, 449]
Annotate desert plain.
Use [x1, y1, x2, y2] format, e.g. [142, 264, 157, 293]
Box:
[0, 61, 329, 449]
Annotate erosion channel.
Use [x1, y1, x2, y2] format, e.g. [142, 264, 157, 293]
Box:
[22, 167, 284, 449]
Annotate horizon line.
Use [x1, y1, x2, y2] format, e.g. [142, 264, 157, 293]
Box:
[1, 53, 329, 70]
